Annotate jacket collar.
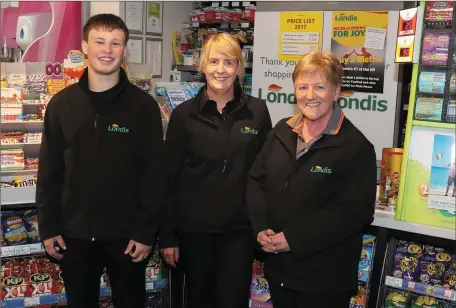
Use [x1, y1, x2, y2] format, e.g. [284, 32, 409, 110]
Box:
[78, 66, 129, 102]
[191, 82, 247, 115]
[286, 103, 344, 137]
[275, 103, 346, 157]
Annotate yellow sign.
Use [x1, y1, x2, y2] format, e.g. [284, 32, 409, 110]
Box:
[331, 11, 388, 46]
[278, 12, 323, 62]
[330, 11, 388, 94]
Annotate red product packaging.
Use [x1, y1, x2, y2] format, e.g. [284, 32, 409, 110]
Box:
[25, 257, 54, 297]
[243, 6, 256, 22]
[214, 8, 223, 22]
[1, 258, 28, 300]
[52, 264, 65, 294]
[221, 8, 232, 22]
[205, 7, 216, 22]
[231, 9, 242, 23]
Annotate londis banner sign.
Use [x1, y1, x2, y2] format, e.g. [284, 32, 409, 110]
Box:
[252, 11, 399, 160]
[331, 11, 389, 94]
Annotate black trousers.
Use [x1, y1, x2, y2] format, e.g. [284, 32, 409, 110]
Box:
[59, 237, 146, 308]
[179, 230, 254, 308]
[269, 282, 353, 308]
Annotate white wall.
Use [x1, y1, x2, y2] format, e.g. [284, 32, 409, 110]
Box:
[87, 2, 192, 83]
[155, 1, 193, 82]
[90, 2, 121, 16]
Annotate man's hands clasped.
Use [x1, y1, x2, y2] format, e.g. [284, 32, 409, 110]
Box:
[125, 240, 152, 262]
[257, 229, 290, 254]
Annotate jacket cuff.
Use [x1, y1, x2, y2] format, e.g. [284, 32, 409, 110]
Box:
[158, 234, 180, 249]
[132, 230, 157, 247]
[39, 225, 63, 241]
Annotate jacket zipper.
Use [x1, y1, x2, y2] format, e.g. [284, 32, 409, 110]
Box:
[91, 113, 100, 241]
[222, 158, 228, 173]
[285, 166, 291, 189]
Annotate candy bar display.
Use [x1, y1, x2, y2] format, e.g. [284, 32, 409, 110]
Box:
[0, 132, 42, 145]
[6, 73, 26, 89]
[26, 74, 47, 94]
[381, 238, 456, 307]
[1, 149, 25, 170]
[1, 100, 23, 122]
[25, 157, 39, 170]
[1, 176, 37, 189]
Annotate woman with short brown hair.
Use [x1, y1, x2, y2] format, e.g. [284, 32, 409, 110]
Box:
[247, 50, 377, 307]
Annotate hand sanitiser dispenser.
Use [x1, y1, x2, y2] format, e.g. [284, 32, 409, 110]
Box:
[15, 12, 52, 52]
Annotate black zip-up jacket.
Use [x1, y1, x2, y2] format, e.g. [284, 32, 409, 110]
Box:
[36, 68, 164, 246]
[159, 84, 272, 248]
[247, 112, 377, 293]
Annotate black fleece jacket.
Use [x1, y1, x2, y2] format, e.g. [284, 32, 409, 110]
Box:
[36, 67, 164, 246]
[160, 85, 272, 248]
[247, 113, 377, 293]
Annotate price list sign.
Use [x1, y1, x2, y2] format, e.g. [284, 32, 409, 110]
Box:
[278, 12, 323, 62]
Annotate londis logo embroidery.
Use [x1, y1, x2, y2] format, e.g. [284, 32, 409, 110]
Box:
[241, 127, 259, 135]
[108, 124, 130, 133]
[310, 165, 332, 174]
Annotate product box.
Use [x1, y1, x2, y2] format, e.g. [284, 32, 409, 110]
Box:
[414, 97, 444, 121]
[421, 32, 451, 66]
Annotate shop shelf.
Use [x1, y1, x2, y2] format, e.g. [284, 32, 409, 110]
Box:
[385, 276, 456, 302]
[1, 142, 41, 147]
[1, 169, 38, 174]
[412, 120, 456, 129]
[0, 279, 168, 308]
[1, 186, 36, 205]
[1, 120, 43, 124]
[371, 210, 456, 240]
[1, 243, 44, 258]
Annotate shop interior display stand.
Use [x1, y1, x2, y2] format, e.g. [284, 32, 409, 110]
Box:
[366, 2, 456, 306]
[367, 210, 455, 307]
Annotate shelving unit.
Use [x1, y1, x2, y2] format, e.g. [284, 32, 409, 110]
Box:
[1, 243, 45, 258]
[384, 276, 456, 301]
[372, 210, 456, 240]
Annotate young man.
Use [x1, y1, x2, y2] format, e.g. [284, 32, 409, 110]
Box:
[36, 14, 164, 308]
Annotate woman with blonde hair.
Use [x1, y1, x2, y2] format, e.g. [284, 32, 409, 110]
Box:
[160, 33, 272, 308]
[247, 50, 377, 307]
